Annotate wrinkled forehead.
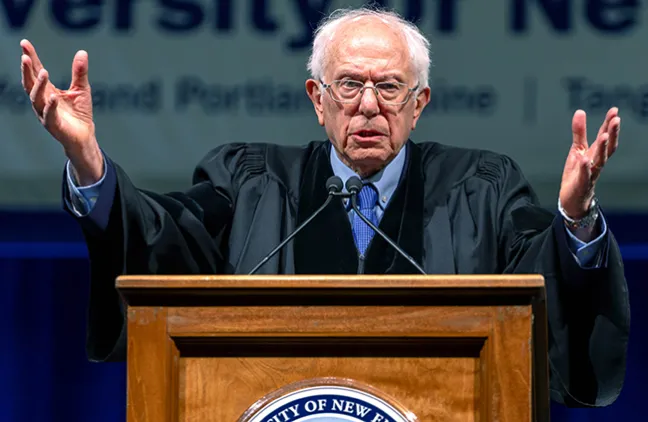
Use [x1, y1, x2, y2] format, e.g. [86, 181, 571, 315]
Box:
[325, 18, 415, 82]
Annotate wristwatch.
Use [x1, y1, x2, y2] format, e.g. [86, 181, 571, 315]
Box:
[558, 197, 600, 229]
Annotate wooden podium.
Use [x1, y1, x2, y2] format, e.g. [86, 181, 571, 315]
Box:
[116, 275, 549, 422]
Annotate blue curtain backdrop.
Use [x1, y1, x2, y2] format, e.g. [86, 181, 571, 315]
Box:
[0, 209, 645, 422]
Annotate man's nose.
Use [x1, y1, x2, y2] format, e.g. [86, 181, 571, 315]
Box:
[358, 86, 380, 116]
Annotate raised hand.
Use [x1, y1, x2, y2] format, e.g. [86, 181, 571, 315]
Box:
[559, 107, 620, 221]
[20, 39, 103, 185]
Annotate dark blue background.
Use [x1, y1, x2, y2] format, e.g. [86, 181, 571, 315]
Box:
[1, 209, 645, 421]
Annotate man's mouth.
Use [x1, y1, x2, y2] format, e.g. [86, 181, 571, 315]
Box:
[353, 130, 385, 138]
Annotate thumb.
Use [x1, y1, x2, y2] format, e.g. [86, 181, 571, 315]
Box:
[70, 50, 89, 89]
[571, 109, 588, 150]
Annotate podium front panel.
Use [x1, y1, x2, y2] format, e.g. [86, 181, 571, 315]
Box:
[178, 343, 481, 421]
[126, 304, 534, 421]
[119, 275, 547, 422]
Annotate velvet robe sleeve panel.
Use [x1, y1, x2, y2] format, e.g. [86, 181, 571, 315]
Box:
[62, 142, 289, 362]
[422, 143, 629, 408]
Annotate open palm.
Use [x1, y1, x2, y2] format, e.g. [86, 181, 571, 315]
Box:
[559, 107, 620, 220]
[20, 39, 103, 184]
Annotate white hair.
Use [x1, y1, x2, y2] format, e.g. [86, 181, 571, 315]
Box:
[307, 7, 432, 90]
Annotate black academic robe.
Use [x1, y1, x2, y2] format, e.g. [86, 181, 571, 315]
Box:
[63, 139, 629, 408]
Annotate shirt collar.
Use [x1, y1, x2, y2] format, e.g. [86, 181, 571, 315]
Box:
[329, 142, 407, 210]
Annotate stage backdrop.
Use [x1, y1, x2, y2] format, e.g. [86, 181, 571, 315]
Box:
[1, 0, 647, 208]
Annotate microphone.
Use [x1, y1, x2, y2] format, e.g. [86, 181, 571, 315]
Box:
[248, 176, 344, 275]
[346, 176, 427, 275]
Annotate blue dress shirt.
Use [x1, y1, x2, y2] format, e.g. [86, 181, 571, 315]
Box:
[66, 145, 608, 268]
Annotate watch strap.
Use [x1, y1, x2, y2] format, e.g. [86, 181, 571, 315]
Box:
[558, 197, 600, 229]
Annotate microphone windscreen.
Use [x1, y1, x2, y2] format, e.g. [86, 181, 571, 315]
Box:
[326, 176, 343, 193]
[346, 176, 363, 194]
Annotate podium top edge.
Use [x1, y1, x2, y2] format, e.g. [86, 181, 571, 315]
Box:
[115, 274, 545, 289]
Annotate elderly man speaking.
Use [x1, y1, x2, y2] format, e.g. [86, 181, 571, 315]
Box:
[20, 6, 628, 410]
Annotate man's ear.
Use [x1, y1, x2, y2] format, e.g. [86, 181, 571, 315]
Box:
[411, 86, 431, 130]
[306, 79, 325, 126]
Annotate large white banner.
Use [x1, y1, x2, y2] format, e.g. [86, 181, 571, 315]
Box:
[1, 0, 647, 208]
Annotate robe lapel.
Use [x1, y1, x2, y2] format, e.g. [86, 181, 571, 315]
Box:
[422, 205, 457, 274]
[364, 140, 424, 274]
[420, 143, 458, 274]
[294, 142, 359, 274]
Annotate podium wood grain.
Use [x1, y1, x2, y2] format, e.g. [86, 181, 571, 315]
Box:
[180, 356, 478, 421]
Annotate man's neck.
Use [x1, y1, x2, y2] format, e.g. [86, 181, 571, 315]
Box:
[333, 150, 400, 179]
[329, 143, 407, 210]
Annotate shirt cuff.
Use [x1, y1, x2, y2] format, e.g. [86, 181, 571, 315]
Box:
[564, 212, 608, 268]
[65, 158, 107, 216]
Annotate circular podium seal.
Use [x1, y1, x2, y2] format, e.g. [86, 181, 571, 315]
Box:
[237, 378, 417, 422]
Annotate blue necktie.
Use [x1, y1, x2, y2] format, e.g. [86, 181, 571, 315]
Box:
[352, 183, 379, 256]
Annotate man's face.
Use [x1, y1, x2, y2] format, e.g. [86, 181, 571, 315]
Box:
[306, 18, 430, 176]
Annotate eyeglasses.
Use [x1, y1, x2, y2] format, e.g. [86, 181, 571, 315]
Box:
[320, 79, 419, 105]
